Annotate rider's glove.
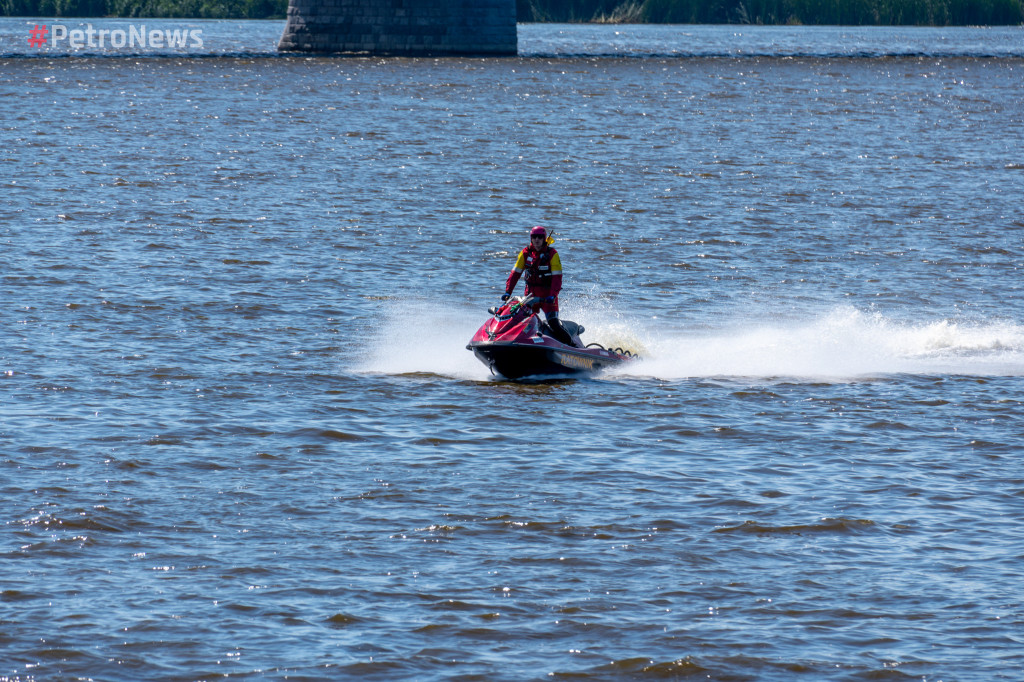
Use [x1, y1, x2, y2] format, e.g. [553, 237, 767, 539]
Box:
[545, 296, 555, 303]
[501, 292, 511, 301]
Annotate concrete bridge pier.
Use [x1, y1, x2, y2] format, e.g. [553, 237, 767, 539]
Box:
[278, 0, 518, 55]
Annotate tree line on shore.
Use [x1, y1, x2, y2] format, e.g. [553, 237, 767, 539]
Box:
[3, 0, 285, 18]
[4, 0, 1022, 24]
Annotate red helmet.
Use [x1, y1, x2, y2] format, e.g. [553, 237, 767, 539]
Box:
[530, 226, 547, 238]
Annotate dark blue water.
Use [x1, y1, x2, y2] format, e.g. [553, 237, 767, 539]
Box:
[2, 21, 1024, 681]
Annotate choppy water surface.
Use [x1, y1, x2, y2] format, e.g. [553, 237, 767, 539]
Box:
[3, 24, 1024, 681]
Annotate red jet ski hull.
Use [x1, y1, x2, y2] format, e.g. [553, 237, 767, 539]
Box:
[466, 297, 636, 379]
[468, 341, 628, 379]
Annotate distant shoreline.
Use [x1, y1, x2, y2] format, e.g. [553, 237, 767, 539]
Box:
[3, 0, 1022, 25]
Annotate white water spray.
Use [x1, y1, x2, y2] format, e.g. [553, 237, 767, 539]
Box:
[630, 307, 1024, 381]
[357, 300, 1024, 381]
[357, 299, 487, 379]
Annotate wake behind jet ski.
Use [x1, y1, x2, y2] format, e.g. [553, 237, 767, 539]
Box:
[466, 295, 638, 379]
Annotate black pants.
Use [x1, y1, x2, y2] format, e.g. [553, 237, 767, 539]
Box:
[545, 313, 576, 347]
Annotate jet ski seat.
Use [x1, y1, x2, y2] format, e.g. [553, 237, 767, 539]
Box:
[561, 320, 584, 338]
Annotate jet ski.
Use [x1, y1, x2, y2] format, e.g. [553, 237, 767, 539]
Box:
[467, 295, 638, 379]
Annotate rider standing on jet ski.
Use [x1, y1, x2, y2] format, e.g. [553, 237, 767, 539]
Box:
[502, 226, 577, 347]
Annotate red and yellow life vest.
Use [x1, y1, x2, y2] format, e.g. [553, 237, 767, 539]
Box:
[505, 245, 563, 296]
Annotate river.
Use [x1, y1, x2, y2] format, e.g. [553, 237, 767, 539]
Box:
[2, 21, 1024, 681]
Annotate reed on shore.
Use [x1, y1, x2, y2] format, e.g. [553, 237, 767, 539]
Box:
[518, 0, 1024, 24]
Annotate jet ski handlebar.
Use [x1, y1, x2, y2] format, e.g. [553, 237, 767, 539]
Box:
[504, 295, 539, 307]
[488, 295, 538, 316]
